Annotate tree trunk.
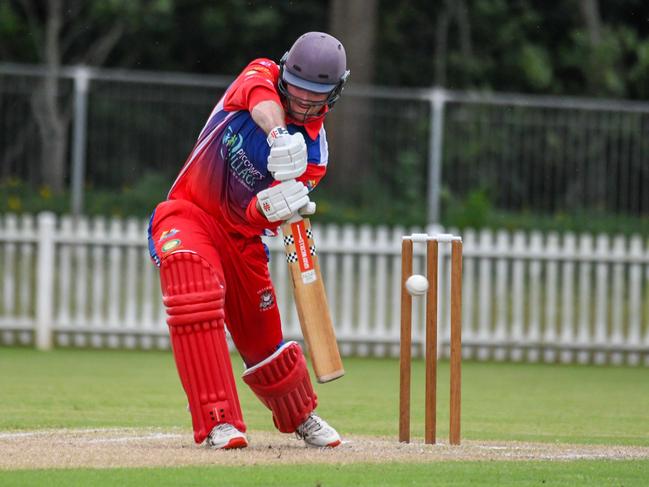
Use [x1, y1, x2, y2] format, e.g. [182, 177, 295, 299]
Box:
[435, 0, 473, 87]
[327, 0, 377, 202]
[578, 0, 607, 205]
[579, 0, 606, 95]
[454, 0, 473, 60]
[32, 0, 68, 193]
[579, 0, 602, 45]
[434, 5, 450, 86]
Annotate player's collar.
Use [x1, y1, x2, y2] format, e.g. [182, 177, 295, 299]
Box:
[286, 106, 328, 140]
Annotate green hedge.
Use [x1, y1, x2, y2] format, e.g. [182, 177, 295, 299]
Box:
[2, 176, 648, 235]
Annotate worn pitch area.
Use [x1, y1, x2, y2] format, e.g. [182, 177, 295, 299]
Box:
[1, 428, 648, 470]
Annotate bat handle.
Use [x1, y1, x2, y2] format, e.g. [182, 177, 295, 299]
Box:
[286, 212, 303, 224]
[286, 200, 315, 223]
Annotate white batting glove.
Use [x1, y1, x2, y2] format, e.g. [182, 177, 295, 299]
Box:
[266, 126, 308, 181]
[299, 201, 316, 216]
[257, 180, 311, 222]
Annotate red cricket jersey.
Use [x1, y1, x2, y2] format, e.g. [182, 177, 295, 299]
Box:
[165, 58, 329, 239]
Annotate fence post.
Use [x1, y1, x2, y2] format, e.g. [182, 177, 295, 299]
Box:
[35, 212, 56, 350]
[427, 87, 446, 225]
[70, 65, 91, 217]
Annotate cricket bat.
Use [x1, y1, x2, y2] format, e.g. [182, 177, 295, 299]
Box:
[280, 215, 344, 383]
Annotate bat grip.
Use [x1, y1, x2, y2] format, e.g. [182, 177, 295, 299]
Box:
[286, 213, 303, 224]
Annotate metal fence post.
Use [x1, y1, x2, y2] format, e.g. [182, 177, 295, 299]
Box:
[35, 212, 56, 350]
[70, 65, 91, 217]
[427, 88, 446, 225]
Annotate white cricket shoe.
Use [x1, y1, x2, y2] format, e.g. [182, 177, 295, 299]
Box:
[206, 423, 248, 450]
[295, 413, 341, 448]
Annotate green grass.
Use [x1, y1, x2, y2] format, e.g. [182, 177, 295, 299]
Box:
[2, 461, 649, 487]
[1, 347, 648, 485]
[1, 348, 647, 445]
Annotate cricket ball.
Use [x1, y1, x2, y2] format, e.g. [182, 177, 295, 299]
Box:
[405, 274, 429, 296]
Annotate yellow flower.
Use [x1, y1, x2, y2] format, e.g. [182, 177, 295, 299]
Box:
[39, 186, 52, 199]
[8, 196, 21, 211]
[318, 201, 331, 213]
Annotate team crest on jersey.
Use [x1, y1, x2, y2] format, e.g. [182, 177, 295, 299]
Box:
[258, 288, 275, 311]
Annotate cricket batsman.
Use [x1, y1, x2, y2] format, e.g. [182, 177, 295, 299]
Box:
[147, 32, 349, 449]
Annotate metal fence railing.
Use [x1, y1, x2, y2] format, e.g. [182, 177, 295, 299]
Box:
[2, 63, 649, 223]
[2, 213, 648, 366]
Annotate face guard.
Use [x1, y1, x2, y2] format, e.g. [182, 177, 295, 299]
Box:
[278, 32, 350, 122]
[277, 79, 329, 123]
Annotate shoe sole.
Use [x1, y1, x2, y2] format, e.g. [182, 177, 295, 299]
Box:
[304, 438, 342, 448]
[209, 436, 248, 450]
[222, 437, 248, 449]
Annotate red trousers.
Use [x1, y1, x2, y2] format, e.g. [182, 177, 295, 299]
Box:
[149, 199, 283, 365]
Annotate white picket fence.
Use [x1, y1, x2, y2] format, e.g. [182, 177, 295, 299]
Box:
[1, 212, 648, 366]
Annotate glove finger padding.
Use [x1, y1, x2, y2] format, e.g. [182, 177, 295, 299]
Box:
[284, 184, 309, 204]
[257, 180, 311, 222]
[299, 201, 316, 216]
[280, 187, 309, 219]
[267, 131, 307, 181]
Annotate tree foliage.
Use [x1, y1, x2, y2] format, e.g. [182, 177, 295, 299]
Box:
[2, 0, 649, 98]
[375, 0, 649, 99]
[2, 0, 649, 226]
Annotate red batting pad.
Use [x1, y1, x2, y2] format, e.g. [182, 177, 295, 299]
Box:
[160, 251, 245, 443]
[242, 341, 317, 433]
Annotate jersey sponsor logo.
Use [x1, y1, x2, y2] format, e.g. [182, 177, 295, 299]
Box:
[161, 239, 182, 253]
[221, 126, 244, 155]
[245, 66, 271, 76]
[158, 228, 179, 242]
[221, 126, 264, 191]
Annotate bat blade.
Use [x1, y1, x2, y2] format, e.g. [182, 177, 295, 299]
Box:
[281, 217, 344, 383]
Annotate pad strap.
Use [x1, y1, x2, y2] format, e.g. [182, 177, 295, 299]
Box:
[160, 251, 245, 443]
[242, 341, 317, 433]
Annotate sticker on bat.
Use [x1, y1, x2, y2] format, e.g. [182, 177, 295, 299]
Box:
[301, 269, 316, 284]
[291, 220, 317, 284]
